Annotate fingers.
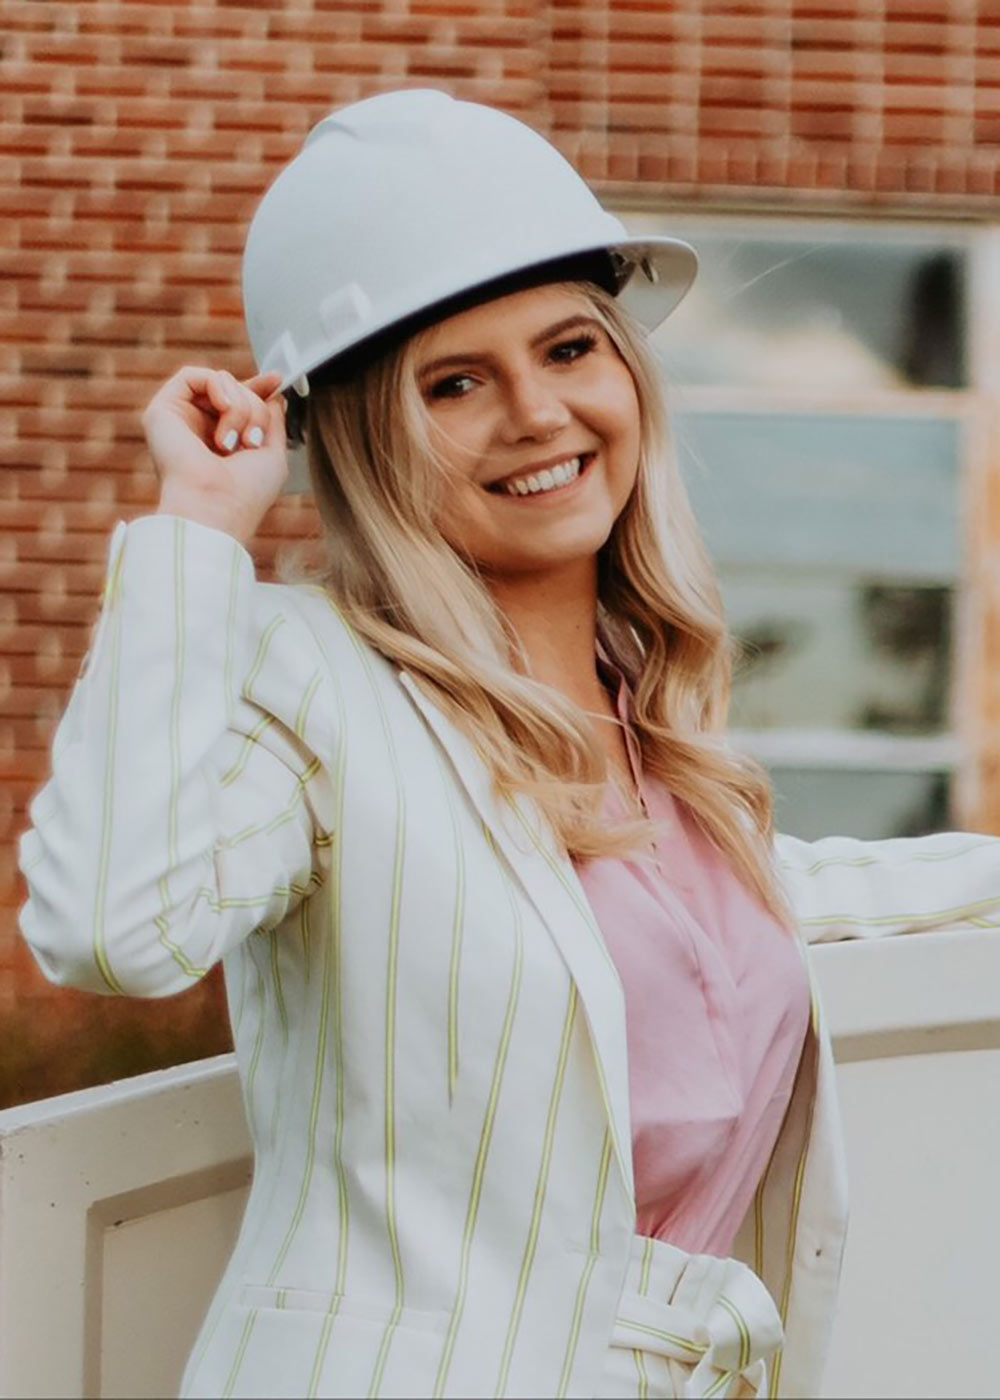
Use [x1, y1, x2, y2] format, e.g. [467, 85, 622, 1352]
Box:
[207, 371, 274, 454]
[244, 371, 285, 399]
[160, 366, 284, 455]
[242, 372, 288, 447]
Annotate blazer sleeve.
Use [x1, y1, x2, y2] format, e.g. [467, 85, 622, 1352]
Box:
[18, 514, 333, 999]
[775, 829, 1000, 944]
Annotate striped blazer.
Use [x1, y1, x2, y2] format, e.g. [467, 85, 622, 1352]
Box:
[19, 514, 1000, 1399]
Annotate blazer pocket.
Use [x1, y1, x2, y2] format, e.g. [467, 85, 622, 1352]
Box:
[238, 1283, 450, 1335]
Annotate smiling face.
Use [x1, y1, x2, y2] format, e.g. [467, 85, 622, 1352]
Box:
[413, 283, 642, 585]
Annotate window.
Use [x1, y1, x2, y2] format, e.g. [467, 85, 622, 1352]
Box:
[621, 213, 979, 839]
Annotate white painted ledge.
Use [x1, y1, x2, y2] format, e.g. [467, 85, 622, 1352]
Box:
[1, 929, 998, 1399]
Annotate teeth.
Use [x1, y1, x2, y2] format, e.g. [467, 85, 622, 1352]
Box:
[503, 456, 582, 497]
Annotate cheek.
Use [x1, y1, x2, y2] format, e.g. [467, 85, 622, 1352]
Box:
[596, 372, 642, 475]
[425, 403, 492, 480]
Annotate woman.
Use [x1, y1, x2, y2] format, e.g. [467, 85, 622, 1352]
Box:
[18, 90, 1000, 1399]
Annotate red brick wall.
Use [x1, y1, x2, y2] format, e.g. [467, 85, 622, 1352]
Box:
[553, 0, 1000, 199]
[4, 0, 1000, 1104]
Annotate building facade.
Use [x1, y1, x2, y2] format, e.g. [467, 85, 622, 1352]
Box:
[4, 0, 1000, 1103]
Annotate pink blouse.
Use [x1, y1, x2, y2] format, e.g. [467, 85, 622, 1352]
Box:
[575, 703, 810, 1258]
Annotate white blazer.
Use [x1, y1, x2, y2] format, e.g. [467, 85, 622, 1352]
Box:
[19, 515, 1000, 1399]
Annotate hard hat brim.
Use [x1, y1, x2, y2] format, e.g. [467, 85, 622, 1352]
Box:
[281, 234, 697, 400]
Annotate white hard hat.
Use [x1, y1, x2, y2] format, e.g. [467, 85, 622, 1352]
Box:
[242, 88, 697, 396]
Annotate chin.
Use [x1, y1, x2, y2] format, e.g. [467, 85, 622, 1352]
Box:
[492, 532, 614, 578]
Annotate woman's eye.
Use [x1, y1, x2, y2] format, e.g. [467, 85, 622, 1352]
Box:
[548, 333, 599, 364]
[426, 373, 478, 401]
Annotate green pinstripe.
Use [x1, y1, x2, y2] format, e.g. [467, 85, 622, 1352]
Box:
[299, 887, 312, 969]
[221, 637, 349, 1400]
[798, 893, 1000, 929]
[165, 520, 186, 879]
[703, 1368, 736, 1397]
[221, 713, 275, 787]
[221, 1305, 257, 1399]
[268, 932, 289, 1146]
[224, 801, 307, 850]
[242, 614, 285, 702]
[157, 525, 236, 981]
[638, 1234, 654, 1295]
[753, 1169, 768, 1280]
[242, 953, 268, 1140]
[782, 837, 997, 877]
[632, 1348, 650, 1398]
[432, 830, 523, 1398]
[190, 872, 320, 915]
[770, 980, 821, 1399]
[509, 802, 632, 1193]
[224, 758, 322, 848]
[342, 633, 409, 1400]
[511, 801, 617, 976]
[630, 1233, 656, 1394]
[614, 1318, 707, 1356]
[269, 928, 289, 1043]
[294, 670, 322, 740]
[303, 660, 351, 1399]
[555, 1127, 613, 1397]
[494, 985, 578, 1398]
[716, 1294, 751, 1370]
[223, 545, 244, 719]
[91, 540, 127, 995]
[443, 770, 466, 1104]
[230, 945, 250, 1038]
[152, 915, 208, 979]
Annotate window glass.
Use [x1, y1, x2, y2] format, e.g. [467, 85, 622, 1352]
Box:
[770, 768, 951, 842]
[625, 216, 968, 391]
[619, 213, 970, 839]
[674, 410, 960, 579]
[723, 575, 951, 735]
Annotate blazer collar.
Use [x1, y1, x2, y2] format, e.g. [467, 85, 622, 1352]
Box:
[398, 670, 635, 1203]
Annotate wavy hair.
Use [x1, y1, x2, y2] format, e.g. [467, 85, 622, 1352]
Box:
[300, 283, 789, 923]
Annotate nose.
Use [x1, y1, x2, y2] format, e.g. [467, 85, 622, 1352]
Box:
[497, 368, 571, 444]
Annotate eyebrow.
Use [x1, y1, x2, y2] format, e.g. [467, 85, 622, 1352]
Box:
[416, 314, 602, 379]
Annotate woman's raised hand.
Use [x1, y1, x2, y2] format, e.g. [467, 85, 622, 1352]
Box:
[145, 366, 290, 545]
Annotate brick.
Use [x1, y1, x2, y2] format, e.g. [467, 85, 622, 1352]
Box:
[974, 114, 1000, 144]
[874, 152, 912, 190]
[789, 19, 873, 52]
[699, 105, 785, 139]
[23, 33, 120, 66]
[934, 162, 969, 194]
[701, 13, 787, 45]
[846, 154, 879, 190]
[883, 20, 953, 54]
[883, 110, 946, 144]
[699, 74, 769, 107]
[903, 158, 938, 192]
[635, 148, 672, 181]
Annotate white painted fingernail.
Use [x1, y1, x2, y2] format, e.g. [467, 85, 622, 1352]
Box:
[246, 426, 264, 448]
[222, 429, 239, 452]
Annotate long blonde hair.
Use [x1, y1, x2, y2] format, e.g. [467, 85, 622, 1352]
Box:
[301, 283, 788, 922]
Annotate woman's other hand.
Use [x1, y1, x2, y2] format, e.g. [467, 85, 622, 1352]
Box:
[145, 366, 289, 544]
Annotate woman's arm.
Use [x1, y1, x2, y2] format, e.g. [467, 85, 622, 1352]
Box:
[18, 365, 333, 997]
[18, 513, 331, 998]
[776, 829, 1000, 944]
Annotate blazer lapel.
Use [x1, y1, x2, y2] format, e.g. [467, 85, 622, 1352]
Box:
[398, 670, 635, 1202]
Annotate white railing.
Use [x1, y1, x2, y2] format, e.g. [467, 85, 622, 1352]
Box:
[2, 929, 999, 1400]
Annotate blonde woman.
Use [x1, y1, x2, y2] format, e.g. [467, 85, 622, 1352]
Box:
[18, 91, 1000, 1400]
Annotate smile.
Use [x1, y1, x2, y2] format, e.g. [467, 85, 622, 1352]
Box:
[489, 454, 593, 498]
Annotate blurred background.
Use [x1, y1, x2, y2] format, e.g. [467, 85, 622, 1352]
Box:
[4, 0, 1000, 1107]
